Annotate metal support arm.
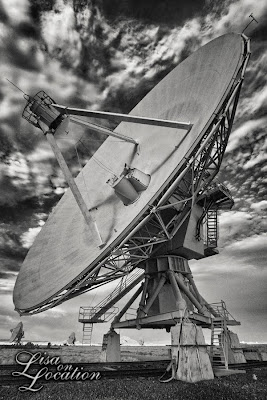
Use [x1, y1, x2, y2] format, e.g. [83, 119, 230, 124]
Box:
[142, 275, 167, 315]
[46, 132, 104, 247]
[174, 274, 210, 317]
[52, 104, 193, 130]
[167, 271, 187, 310]
[70, 116, 138, 145]
[112, 284, 143, 326]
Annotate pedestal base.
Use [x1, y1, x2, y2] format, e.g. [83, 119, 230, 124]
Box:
[100, 330, 121, 362]
[171, 322, 214, 382]
[227, 330, 247, 364]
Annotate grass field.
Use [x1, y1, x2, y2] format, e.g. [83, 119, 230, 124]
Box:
[1, 344, 267, 399]
[1, 369, 267, 400]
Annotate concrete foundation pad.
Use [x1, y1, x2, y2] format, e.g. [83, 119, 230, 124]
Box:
[213, 368, 246, 377]
[171, 322, 214, 382]
[101, 331, 121, 362]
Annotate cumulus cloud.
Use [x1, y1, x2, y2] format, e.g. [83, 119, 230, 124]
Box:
[211, 0, 267, 35]
[251, 200, 267, 212]
[0, 276, 16, 292]
[243, 151, 267, 169]
[1, 0, 30, 24]
[226, 117, 267, 153]
[218, 211, 254, 246]
[226, 232, 267, 255]
[239, 86, 267, 117]
[214, 234, 267, 278]
[20, 221, 44, 249]
[40, 0, 82, 68]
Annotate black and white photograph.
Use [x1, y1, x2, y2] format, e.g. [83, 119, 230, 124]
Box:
[0, 0, 267, 398]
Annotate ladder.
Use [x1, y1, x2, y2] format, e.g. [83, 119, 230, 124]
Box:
[82, 323, 93, 345]
[79, 269, 144, 344]
[79, 307, 118, 345]
[206, 209, 218, 248]
[210, 317, 228, 369]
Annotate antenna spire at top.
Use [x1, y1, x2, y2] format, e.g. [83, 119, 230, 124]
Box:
[6, 79, 30, 100]
[242, 13, 259, 34]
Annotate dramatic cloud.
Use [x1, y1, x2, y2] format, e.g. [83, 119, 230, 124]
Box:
[251, 200, 267, 212]
[21, 221, 44, 249]
[226, 117, 267, 153]
[211, 0, 267, 34]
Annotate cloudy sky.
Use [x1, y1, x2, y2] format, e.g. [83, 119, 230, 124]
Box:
[0, 0, 266, 345]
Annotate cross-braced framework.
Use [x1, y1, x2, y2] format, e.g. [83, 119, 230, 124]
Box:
[20, 35, 250, 316]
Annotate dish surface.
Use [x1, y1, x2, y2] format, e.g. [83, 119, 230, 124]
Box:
[14, 33, 244, 312]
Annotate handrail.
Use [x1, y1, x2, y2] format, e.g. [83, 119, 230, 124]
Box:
[79, 269, 144, 322]
[79, 306, 118, 322]
[209, 300, 236, 321]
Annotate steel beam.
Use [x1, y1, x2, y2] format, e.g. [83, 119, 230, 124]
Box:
[142, 275, 166, 315]
[87, 272, 144, 321]
[174, 274, 210, 317]
[167, 270, 187, 310]
[70, 116, 138, 145]
[45, 132, 104, 248]
[112, 284, 143, 325]
[112, 310, 211, 329]
[52, 104, 193, 130]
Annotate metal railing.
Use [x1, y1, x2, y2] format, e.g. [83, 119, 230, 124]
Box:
[95, 269, 143, 311]
[209, 300, 236, 321]
[79, 306, 118, 323]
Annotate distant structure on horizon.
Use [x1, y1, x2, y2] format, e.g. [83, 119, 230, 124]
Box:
[9, 322, 24, 344]
[67, 332, 76, 345]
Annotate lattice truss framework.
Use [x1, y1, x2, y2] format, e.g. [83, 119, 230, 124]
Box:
[23, 36, 250, 315]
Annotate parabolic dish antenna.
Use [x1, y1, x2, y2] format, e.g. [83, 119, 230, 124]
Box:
[67, 332, 76, 345]
[13, 33, 249, 315]
[9, 322, 24, 343]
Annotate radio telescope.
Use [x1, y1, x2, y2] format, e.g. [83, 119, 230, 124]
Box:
[9, 322, 24, 344]
[13, 33, 251, 381]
